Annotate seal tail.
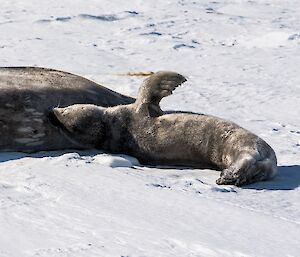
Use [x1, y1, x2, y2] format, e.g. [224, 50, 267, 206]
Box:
[216, 149, 277, 186]
[256, 151, 277, 180]
[240, 149, 277, 185]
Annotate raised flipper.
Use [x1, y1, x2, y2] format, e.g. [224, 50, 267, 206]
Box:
[134, 71, 187, 117]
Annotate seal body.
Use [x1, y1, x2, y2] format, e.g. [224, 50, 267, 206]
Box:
[53, 71, 277, 186]
[106, 106, 277, 186]
[0, 67, 134, 151]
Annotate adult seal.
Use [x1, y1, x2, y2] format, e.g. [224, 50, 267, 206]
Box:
[52, 71, 277, 186]
[0, 67, 134, 151]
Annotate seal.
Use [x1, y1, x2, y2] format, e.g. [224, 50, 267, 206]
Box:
[52, 71, 277, 186]
[0, 67, 134, 152]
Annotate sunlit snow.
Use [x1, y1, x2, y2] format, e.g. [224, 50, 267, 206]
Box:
[0, 0, 299, 256]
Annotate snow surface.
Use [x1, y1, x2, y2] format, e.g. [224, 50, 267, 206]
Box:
[0, 0, 300, 256]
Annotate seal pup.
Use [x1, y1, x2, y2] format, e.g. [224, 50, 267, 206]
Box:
[52, 71, 277, 186]
[0, 67, 134, 152]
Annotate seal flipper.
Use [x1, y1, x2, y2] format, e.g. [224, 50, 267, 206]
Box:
[216, 154, 258, 186]
[216, 153, 277, 186]
[134, 71, 187, 117]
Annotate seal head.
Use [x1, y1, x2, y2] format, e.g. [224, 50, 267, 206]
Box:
[52, 104, 106, 148]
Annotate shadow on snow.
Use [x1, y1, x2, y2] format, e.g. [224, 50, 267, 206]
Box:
[1, 152, 299, 190]
[243, 165, 300, 190]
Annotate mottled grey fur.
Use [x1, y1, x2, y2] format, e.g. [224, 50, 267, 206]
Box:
[0, 67, 134, 151]
[53, 71, 277, 186]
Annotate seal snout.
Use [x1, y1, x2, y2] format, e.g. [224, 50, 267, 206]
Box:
[52, 107, 66, 122]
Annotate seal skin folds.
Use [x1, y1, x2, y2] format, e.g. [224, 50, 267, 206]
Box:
[53, 71, 277, 186]
[0, 67, 134, 152]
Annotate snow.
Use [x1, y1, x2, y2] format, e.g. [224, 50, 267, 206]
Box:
[0, 0, 300, 256]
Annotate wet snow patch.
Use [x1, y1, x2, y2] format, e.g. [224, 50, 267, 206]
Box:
[78, 14, 119, 22]
[36, 11, 138, 24]
[173, 43, 196, 50]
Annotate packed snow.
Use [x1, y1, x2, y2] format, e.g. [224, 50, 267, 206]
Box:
[0, 0, 300, 256]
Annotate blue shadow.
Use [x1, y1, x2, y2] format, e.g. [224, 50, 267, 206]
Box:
[244, 165, 300, 190]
